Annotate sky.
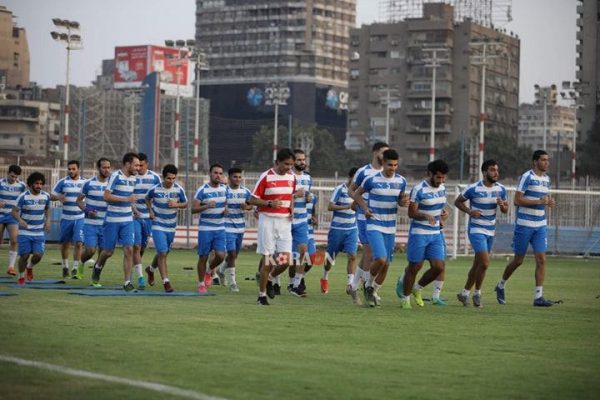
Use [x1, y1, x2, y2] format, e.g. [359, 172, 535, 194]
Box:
[3, 0, 577, 103]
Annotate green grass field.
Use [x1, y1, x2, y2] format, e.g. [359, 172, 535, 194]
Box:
[0, 245, 599, 400]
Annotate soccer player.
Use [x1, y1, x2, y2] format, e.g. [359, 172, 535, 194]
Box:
[51, 160, 86, 278]
[288, 149, 312, 296]
[220, 167, 252, 292]
[132, 153, 161, 289]
[192, 163, 228, 294]
[12, 172, 51, 285]
[495, 150, 556, 307]
[347, 141, 389, 299]
[248, 148, 296, 305]
[0, 165, 27, 276]
[322, 167, 358, 298]
[145, 164, 187, 293]
[398, 159, 449, 309]
[76, 158, 112, 279]
[353, 149, 408, 307]
[91, 152, 140, 290]
[454, 160, 508, 307]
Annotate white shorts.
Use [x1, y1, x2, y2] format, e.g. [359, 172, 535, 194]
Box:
[256, 213, 292, 255]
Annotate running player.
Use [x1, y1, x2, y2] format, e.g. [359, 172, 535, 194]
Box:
[454, 160, 508, 307]
[145, 164, 187, 293]
[0, 165, 27, 276]
[495, 150, 556, 307]
[192, 163, 228, 294]
[322, 167, 358, 298]
[132, 153, 161, 289]
[12, 172, 51, 285]
[397, 159, 449, 309]
[353, 149, 408, 307]
[76, 158, 112, 279]
[91, 153, 140, 290]
[51, 160, 86, 278]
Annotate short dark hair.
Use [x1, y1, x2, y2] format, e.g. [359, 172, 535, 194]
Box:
[372, 142, 389, 152]
[427, 159, 449, 175]
[67, 160, 80, 168]
[348, 167, 358, 178]
[210, 163, 224, 172]
[228, 167, 243, 175]
[276, 148, 295, 162]
[293, 148, 305, 156]
[162, 164, 178, 177]
[532, 149, 548, 161]
[8, 165, 21, 175]
[27, 171, 45, 186]
[382, 149, 399, 161]
[481, 159, 498, 173]
[138, 153, 148, 162]
[122, 152, 139, 165]
[96, 157, 111, 169]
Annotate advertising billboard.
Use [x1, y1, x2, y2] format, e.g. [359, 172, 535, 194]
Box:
[114, 46, 149, 88]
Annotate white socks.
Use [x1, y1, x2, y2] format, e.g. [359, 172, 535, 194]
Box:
[432, 280, 444, 300]
[347, 273, 354, 285]
[535, 286, 543, 299]
[8, 251, 17, 268]
[498, 279, 507, 289]
[351, 268, 364, 290]
[134, 264, 143, 278]
[228, 267, 236, 285]
[62, 259, 69, 269]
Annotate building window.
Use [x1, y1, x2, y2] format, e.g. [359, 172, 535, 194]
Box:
[13, 52, 19, 68]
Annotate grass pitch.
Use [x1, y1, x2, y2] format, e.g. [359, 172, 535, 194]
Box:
[0, 246, 599, 400]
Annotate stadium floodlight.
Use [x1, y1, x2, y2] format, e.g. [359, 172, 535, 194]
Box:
[186, 39, 196, 47]
[164, 40, 175, 47]
[175, 39, 186, 48]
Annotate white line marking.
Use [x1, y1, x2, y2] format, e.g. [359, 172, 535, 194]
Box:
[0, 354, 227, 400]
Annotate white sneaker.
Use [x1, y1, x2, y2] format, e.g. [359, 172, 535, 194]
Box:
[229, 283, 240, 292]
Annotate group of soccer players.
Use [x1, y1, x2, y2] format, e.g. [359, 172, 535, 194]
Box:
[0, 144, 557, 308]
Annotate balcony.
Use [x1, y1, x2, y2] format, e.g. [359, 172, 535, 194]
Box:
[406, 87, 452, 99]
[406, 124, 451, 134]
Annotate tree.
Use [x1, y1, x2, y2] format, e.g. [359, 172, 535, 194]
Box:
[578, 115, 600, 178]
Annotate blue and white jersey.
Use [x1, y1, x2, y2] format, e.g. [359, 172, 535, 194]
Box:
[81, 177, 109, 226]
[329, 183, 356, 231]
[307, 193, 317, 239]
[146, 183, 187, 233]
[105, 170, 136, 223]
[516, 169, 550, 228]
[292, 172, 312, 226]
[409, 180, 447, 235]
[361, 172, 406, 234]
[352, 163, 382, 222]
[225, 186, 252, 234]
[134, 170, 161, 219]
[52, 176, 86, 221]
[461, 180, 507, 236]
[194, 183, 227, 231]
[0, 178, 26, 217]
[15, 190, 51, 236]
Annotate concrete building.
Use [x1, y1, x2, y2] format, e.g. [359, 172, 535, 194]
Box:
[518, 103, 576, 153]
[575, 0, 599, 142]
[0, 5, 29, 88]
[346, 2, 520, 176]
[195, 0, 355, 167]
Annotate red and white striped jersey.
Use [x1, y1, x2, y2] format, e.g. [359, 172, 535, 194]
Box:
[252, 168, 296, 217]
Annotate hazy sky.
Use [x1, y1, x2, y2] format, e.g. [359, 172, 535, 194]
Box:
[3, 0, 577, 103]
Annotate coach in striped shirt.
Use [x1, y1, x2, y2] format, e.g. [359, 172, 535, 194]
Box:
[76, 158, 112, 279]
[51, 160, 86, 279]
[12, 172, 51, 286]
[495, 150, 556, 307]
[145, 164, 187, 293]
[0, 165, 27, 276]
[454, 160, 508, 307]
[91, 152, 140, 291]
[248, 148, 296, 305]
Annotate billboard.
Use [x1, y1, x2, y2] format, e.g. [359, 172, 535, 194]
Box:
[114, 45, 191, 93]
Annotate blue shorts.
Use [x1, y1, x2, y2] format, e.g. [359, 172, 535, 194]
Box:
[406, 233, 446, 264]
[102, 221, 135, 250]
[357, 219, 369, 245]
[512, 225, 547, 255]
[469, 233, 494, 254]
[226, 232, 244, 254]
[0, 214, 17, 226]
[326, 228, 358, 258]
[59, 219, 84, 243]
[83, 224, 104, 249]
[18, 235, 45, 256]
[197, 229, 226, 256]
[134, 218, 152, 247]
[292, 222, 309, 251]
[367, 230, 395, 263]
[307, 237, 316, 256]
[153, 229, 175, 254]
